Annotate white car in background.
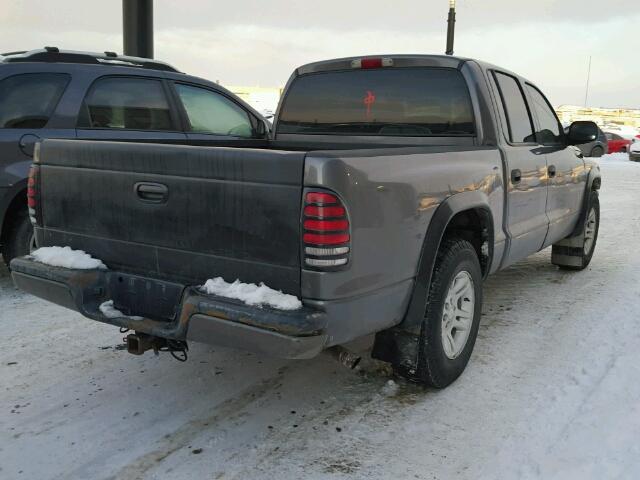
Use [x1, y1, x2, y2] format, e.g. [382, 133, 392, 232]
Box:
[630, 138, 640, 162]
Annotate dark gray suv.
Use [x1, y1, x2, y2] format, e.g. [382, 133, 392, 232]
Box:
[0, 47, 270, 265]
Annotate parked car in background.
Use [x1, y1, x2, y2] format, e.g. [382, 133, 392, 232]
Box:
[0, 47, 269, 266]
[605, 131, 632, 153]
[12, 54, 601, 388]
[564, 124, 608, 157]
[630, 139, 640, 161]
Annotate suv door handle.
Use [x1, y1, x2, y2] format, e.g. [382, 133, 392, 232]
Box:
[510, 169, 522, 184]
[134, 182, 169, 203]
[548, 165, 557, 178]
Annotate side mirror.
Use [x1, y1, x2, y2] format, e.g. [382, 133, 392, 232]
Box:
[567, 121, 598, 145]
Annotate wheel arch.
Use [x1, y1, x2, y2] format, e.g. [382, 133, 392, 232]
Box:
[569, 164, 601, 238]
[372, 190, 495, 371]
[0, 179, 28, 246]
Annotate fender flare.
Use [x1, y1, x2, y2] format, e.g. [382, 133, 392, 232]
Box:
[372, 190, 494, 371]
[0, 178, 28, 237]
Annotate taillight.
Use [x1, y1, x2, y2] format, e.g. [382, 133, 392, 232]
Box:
[27, 165, 41, 225]
[350, 57, 394, 69]
[303, 190, 350, 268]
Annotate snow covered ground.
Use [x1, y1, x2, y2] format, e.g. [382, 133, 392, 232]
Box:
[1, 154, 639, 480]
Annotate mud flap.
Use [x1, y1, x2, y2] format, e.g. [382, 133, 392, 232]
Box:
[551, 233, 585, 268]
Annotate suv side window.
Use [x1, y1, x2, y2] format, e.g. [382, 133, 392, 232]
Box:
[78, 77, 173, 130]
[525, 84, 563, 145]
[0, 73, 70, 129]
[175, 84, 254, 138]
[493, 72, 535, 143]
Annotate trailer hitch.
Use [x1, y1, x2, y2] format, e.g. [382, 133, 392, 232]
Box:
[125, 332, 189, 362]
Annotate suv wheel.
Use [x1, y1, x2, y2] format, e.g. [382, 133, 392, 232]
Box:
[552, 191, 599, 271]
[590, 146, 604, 158]
[2, 209, 34, 267]
[410, 238, 483, 388]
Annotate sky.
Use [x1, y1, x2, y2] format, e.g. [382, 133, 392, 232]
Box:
[3, 0, 639, 108]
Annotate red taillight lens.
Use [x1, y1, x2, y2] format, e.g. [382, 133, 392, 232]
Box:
[27, 165, 40, 225]
[303, 233, 350, 245]
[304, 205, 346, 218]
[305, 192, 338, 204]
[303, 190, 350, 268]
[303, 219, 349, 231]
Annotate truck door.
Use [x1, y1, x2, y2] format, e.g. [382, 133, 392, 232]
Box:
[491, 71, 549, 267]
[524, 83, 587, 247]
[75, 76, 187, 144]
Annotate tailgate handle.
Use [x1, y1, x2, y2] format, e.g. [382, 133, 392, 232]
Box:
[134, 182, 168, 203]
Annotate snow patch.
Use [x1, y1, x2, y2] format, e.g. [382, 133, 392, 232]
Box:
[200, 277, 302, 311]
[31, 246, 106, 270]
[595, 152, 630, 162]
[99, 300, 143, 320]
[381, 379, 399, 397]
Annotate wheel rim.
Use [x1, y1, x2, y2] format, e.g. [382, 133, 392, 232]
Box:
[441, 271, 475, 360]
[584, 208, 597, 254]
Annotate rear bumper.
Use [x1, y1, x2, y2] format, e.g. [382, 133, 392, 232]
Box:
[10, 257, 328, 359]
[629, 151, 640, 162]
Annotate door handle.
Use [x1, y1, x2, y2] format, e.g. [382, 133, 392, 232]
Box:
[134, 182, 168, 203]
[548, 165, 557, 178]
[510, 169, 522, 184]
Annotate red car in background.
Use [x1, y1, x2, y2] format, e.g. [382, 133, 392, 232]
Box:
[605, 132, 632, 152]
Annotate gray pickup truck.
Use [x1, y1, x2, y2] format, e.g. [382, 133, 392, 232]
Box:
[11, 55, 601, 388]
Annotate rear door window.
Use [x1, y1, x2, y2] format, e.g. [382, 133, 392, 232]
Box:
[175, 84, 254, 138]
[277, 67, 475, 136]
[0, 73, 70, 128]
[78, 77, 173, 130]
[493, 72, 535, 143]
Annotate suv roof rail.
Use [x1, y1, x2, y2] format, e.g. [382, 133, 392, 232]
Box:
[1, 47, 180, 73]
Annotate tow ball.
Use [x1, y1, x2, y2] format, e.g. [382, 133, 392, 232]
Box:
[125, 332, 189, 362]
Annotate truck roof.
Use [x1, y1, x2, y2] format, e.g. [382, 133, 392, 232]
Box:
[292, 54, 533, 93]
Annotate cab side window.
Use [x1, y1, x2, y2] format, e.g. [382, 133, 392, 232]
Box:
[0, 73, 70, 129]
[175, 84, 254, 138]
[493, 72, 535, 143]
[525, 84, 563, 145]
[78, 77, 173, 131]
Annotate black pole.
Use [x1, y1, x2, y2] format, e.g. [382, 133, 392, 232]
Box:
[123, 0, 154, 58]
[445, 2, 456, 55]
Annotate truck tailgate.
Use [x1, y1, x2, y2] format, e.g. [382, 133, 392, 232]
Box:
[36, 140, 305, 295]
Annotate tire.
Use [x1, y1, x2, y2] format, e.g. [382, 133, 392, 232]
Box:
[552, 191, 599, 271]
[2, 209, 35, 267]
[410, 238, 483, 388]
[590, 146, 604, 158]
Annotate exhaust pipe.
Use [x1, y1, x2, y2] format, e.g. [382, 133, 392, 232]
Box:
[327, 346, 362, 370]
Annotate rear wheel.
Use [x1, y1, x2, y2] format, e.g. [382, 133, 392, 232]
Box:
[2, 209, 34, 267]
[589, 146, 604, 158]
[409, 238, 483, 388]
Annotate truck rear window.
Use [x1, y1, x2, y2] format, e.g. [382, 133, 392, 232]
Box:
[277, 67, 475, 137]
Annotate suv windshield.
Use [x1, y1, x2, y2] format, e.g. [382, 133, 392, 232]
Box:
[277, 67, 475, 137]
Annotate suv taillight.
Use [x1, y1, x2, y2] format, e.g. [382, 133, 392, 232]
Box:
[27, 164, 41, 226]
[303, 191, 350, 268]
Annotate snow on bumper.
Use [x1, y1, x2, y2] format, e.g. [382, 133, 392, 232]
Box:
[9, 256, 327, 359]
